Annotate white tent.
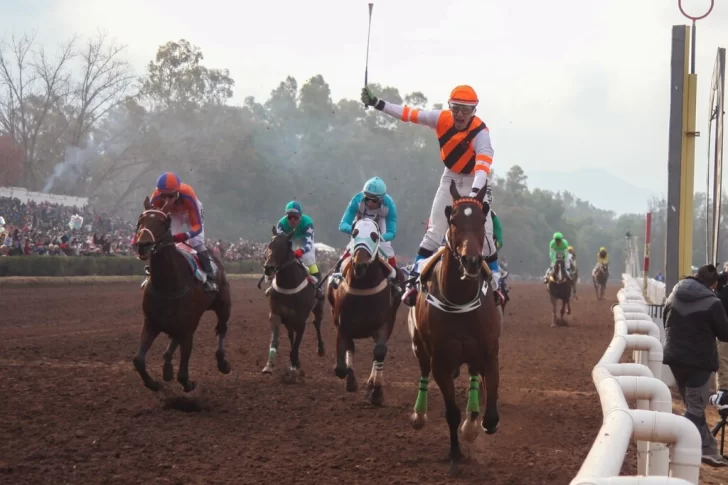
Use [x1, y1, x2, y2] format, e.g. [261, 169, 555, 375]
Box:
[315, 242, 337, 253]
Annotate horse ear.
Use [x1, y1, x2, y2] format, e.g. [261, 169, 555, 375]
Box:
[143, 196, 151, 210]
[445, 205, 453, 220]
[474, 184, 488, 203]
[271, 226, 277, 236]
[449, 179, 461, 201]
[482, 201, 491, 218]
[370, 232, 379, 242]
[352, 229, 359, 238]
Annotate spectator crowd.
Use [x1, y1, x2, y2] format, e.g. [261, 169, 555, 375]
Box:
[0, 196, 342, 264]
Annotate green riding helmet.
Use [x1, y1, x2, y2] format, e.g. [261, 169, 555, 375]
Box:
[553, 232, 563, 240]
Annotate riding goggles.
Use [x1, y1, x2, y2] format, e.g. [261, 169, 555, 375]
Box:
[449, 103, 475, 115]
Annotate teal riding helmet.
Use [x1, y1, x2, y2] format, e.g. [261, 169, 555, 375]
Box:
[363, 176, 387, 199]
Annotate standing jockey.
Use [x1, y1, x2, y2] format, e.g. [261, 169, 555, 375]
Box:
[331, 176, 401, 297]
[544, 232, 571, 282]
[361, 84, 497, 307]
[277, 201, 324, 299]
[149, 172, 218, 292]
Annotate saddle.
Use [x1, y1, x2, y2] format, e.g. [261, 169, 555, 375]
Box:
[417, 247, 493, 288]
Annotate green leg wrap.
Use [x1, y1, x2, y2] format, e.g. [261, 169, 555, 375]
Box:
[467, 375, 480, 413]
[414, 376, 429, 414]
[268, 347, 278, 361]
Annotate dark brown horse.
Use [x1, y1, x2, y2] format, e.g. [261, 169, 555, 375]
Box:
[407, 180, 502, 475]
[593, 261, 609, 300]
[133, 197, 232, 392]
[547, 255, 571, 327]
[327, 218, 402, 406]
[260, 227, 325, 382]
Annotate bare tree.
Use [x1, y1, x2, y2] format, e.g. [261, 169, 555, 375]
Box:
[69, 30, 136, 148]
[0, 33, 76, 189]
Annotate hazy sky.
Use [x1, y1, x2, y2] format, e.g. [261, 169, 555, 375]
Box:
[2, 0, 727, 198]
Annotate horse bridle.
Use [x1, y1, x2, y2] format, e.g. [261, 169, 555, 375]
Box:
[445, 197, 485, 281]
[264, 234, 303, 279]
[135, 209, 174, 256]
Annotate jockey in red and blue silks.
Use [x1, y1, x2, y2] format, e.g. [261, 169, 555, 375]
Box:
[148, 171, 218, 292]
[331, 176, 401, 296]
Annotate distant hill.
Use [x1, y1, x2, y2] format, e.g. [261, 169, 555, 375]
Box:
[525, 168, 660, 215]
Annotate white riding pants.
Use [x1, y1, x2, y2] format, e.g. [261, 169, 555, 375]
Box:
[423, 168, 496, 258]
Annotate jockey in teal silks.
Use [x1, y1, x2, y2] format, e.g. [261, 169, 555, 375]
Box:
[544, 231, 571, 282]
[276, 201, 323, 299]
[330, 176, 402, 297]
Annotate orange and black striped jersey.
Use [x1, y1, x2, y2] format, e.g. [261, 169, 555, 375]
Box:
[378, 102, 494, 176]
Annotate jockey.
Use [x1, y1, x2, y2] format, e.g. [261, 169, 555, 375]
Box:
[362, 84, 496, 307]
[544, 232, 571, 282]
[276, 201, 323, 299]
[333, 176, 401, 295]
[149, 172, 218, 292]
[485, 182, 507, 302]
[593, 247, 609, 276]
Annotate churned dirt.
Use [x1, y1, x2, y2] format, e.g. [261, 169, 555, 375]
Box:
[1, 279, 625, 484]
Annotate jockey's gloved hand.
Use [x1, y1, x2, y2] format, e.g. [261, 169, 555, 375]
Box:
[294, 248, 304, 258]
[173, 233, 187, 243]
[361, 86, 379, 108]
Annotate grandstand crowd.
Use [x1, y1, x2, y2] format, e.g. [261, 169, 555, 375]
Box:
[0, 196, 341, 264]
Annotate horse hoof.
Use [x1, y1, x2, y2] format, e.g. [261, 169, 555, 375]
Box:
[162, 362, 174, 382]
[146, 380, 162, 392]
[460, 419, 480, 443]
[368, 386, 384, 406]
[334, 366, 347, 379]
[318, 346, 325, 358]
[262, 363, 274, 374]
[217, 359, 232, 375]
[483, 416, 499, 434]
[180, 380, 196, 393]
[410, 412, 427, 430]
[345, 369, 358, 392]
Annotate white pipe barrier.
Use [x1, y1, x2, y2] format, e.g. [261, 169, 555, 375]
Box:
[570, 274, 702, 485]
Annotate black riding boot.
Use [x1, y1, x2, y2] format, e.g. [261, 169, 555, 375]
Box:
[197, 250, 218, 292]
[310, 271, 324, 299]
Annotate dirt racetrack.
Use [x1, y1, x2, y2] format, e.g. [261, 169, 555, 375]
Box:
[1, 280, 619, 485]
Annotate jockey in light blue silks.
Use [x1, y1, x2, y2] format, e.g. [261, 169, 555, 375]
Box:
[330, 176, 401, 296]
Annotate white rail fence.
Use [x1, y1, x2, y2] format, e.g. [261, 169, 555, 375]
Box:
[570, 274, 701, 485]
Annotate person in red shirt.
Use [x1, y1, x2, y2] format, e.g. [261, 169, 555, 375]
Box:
[148, 172, 218, 292]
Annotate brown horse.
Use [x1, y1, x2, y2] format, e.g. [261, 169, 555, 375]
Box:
[593, 261, 609, 300]
[407, 180, 502, 475]
[547, 255, 571, 327]
[327, 218, 402, 406]
[260, 227, 325, 381]
[133, 197, 232, 392]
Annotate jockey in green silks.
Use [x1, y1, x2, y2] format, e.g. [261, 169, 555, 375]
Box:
[544, 232, 572, 282]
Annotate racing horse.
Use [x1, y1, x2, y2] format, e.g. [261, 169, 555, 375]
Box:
[407, 180, 502, 475]
[132, 196, 232, 392]
[259, 227, 325, 382]
[593, 261, 609, 300]
[547, 254, 572, 327]
[327, 217, 402, 406]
